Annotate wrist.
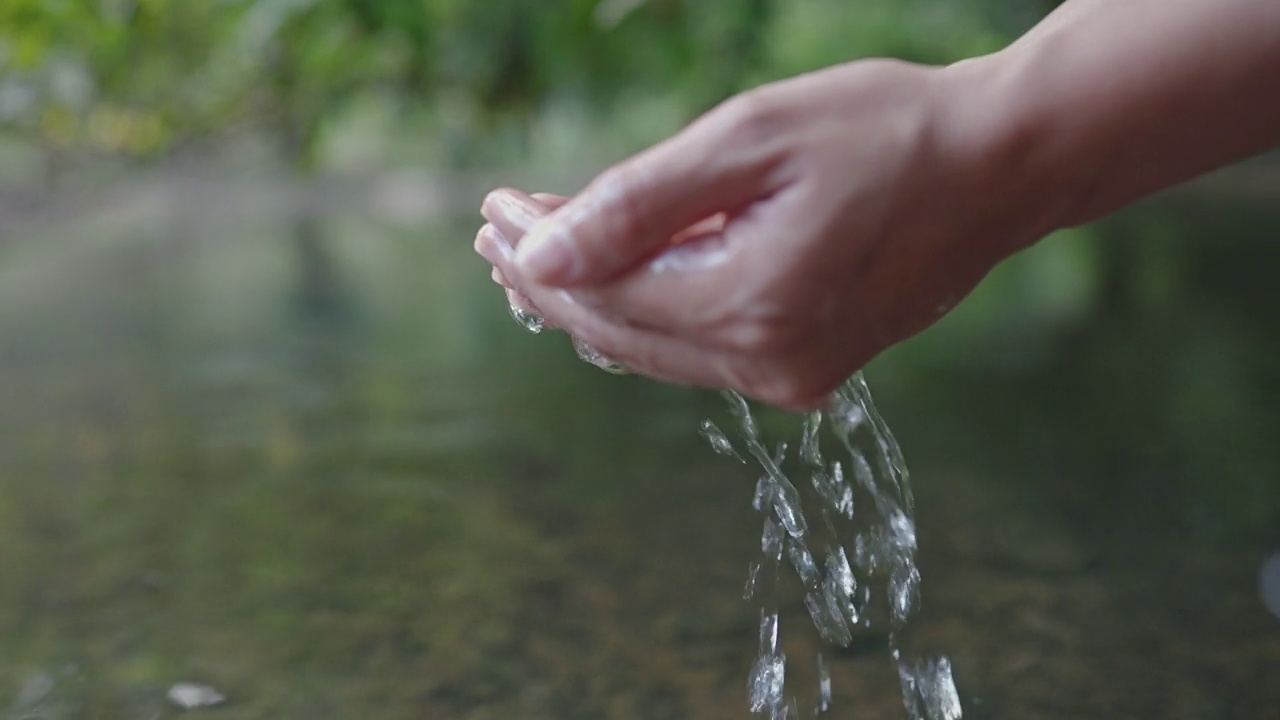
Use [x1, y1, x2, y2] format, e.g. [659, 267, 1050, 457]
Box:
[930, 46, 1104, 252]
[938, 0, 1280, 240]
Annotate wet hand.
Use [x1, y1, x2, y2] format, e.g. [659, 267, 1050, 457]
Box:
[476, 59, 1041, 409]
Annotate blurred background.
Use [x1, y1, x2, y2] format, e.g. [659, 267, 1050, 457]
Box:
[1, 1, 1278, 718]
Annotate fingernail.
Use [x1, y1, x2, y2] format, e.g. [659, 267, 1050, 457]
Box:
[517, 222, 579, 283]
[482, 190, 538, 231]
[474, 225, 504, 265]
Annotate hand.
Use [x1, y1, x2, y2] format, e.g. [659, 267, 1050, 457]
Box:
[476, 58, 1046, 409]
[483, 192, 568, 321]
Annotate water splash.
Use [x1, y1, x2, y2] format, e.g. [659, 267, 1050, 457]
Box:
[717, 377, 962, 719]
[701, 420, 745, 462]
[899, 657, 963, 720]
[506, 296, 630, 375]
[503, 304, 961, 717]
[815, 653, 833, 713]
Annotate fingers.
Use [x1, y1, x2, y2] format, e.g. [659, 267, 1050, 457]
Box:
[475, 227, 733, 389]
[506, 287, 542, 318]
[570, 224, 741, 338]
[530, 193, 569, 208]
[569, 187, 811, 349]
[477, 223, 547, 317]
[482, 191, 569, 289]
[481, 189, 564, 241]
[511, 109, 787, 287]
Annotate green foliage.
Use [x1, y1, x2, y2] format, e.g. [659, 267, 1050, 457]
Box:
[0, 0, 1021, 167]
[758, 0, 1009, 83]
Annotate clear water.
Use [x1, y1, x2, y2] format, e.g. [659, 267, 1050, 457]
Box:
[710, 381, 958, 719]
[504, 298, 957, 717]
[0, 184, 1278, 719]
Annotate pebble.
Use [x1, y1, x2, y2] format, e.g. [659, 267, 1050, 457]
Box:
[167, 682, 226, 710]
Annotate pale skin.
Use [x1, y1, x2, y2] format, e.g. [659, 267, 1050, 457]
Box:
[474, 0, 1280, 410]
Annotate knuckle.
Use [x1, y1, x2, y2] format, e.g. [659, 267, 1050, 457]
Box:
[577, 165, 652, 256]
[719, 89, 789, 148]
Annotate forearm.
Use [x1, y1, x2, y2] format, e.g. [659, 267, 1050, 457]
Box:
[947, 0, 1280, 236]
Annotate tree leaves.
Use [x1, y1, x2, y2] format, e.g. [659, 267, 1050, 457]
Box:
[0, 0, 1013, 164]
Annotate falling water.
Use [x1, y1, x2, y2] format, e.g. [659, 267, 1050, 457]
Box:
[507, 301, 961, 719]
[705, 381, 962, 719]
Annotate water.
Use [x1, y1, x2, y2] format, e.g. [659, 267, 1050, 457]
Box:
[711, 381, 958, 719]
[0, 182, 1278, 719]
[509, 304, 547, 334]
[505, 300, 628, 374]
[504, 280, 957, 717]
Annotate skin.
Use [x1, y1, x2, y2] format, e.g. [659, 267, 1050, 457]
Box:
[474, 0, 1280, 410]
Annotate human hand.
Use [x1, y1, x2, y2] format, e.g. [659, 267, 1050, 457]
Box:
[476, 58, 1050, 409]
[483, 192, 568, 321]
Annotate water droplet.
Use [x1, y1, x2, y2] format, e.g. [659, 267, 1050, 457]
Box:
[762, 517, 785, 561]
[745, 561, 762, 601]
[774, 695, 799, 720]
[571, 335, 628, 374]
[771, 490, 809, 540]
[835, 486, 854, 520]
[753, 476, 775, 512]
[787, 538, 821, 589]
[760, 611, 780, 654]
[889, 564, 922, 628]
[748, 653, 786, 713]
[725, 390, 760, 443]
[824, 548, 861, 625]
[899, 657, 963, 720]
[508, 303, 545, 333]
[829, 462, 854, 519]
[830, 393, 866, 436]
[701, 419, 743, 461]
[816, 654, 832, 714]
[886, 508, 918, 554]
[805, 590, 853, 647]
[850, 450, 875, 493]
[800, 412, 823, 466]
[810, 466, 855, 520]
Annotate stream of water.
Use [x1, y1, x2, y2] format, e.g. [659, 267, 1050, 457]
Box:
[705, 381, 960, 719]
[509, 302, 960, 719]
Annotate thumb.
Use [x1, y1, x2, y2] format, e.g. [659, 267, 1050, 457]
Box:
[515, 114, 778, 286]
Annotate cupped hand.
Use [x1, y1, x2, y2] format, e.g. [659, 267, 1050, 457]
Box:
[476, 58, 1045, 409]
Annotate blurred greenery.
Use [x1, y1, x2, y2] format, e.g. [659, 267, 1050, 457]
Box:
[0, 0, 1039, 168]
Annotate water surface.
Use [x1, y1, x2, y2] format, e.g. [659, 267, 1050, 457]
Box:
[1, 187, 1277, 719]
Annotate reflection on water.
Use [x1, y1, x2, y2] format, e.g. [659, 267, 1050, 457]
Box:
[0, 190, 1277, 719]
[1263, 555, 1280, 621]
